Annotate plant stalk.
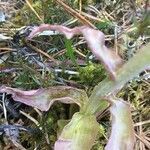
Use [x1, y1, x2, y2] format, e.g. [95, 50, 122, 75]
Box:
[83, 43, 150, 114]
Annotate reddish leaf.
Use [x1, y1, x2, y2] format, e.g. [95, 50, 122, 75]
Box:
[27, 24, 123, 79]
[0, 86, 88, 111]
[105, 98, 135, 150]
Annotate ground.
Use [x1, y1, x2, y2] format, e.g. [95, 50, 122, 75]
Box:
[0, 0, 149, 149]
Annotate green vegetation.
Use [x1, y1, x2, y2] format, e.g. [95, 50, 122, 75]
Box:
[0, 0, 149, 149]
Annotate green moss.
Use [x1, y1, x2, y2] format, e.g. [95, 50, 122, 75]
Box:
[79, 63, 106, 86]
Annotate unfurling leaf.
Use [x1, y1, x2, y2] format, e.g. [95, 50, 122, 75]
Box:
[27, 24, 123, 79]
[105, 98, 135, 150]
[0, 86, 88, 111]
[54, 112, 99, 150]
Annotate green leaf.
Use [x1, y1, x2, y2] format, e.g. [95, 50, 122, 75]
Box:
[96, 19, 113, 30]
[55, 112, 99, 150]
[65, 38, 77, 65]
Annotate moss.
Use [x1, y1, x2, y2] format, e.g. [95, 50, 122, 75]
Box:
[79, 63, 106, 86]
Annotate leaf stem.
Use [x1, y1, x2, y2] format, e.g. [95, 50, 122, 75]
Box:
[83, 43, 150, 114]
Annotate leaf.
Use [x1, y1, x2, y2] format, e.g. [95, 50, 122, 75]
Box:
[0, 86, 88, 111]
[27, 24, 123, 79]
[54, 112, 99, 150]
[57, 119, 70, 136]
[79, 27, 123, 79]
[65, 38, 77, 65]
[105, 98, 135, 150]
[96, 19, 112, 30]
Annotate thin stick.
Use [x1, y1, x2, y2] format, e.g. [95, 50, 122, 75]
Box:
[134, 120, 150, 127]
[0, 48, 16, 51]
[76, 10, 105, 22]
[0, 51, 13, 55]
[2, 93, 8, 124]
[20, 110, 40, 127]
[25, 0, 44, 23]
[25, 41, 60, 64]
[135, 133, 150, 148]
[55, 0, 95, 28]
